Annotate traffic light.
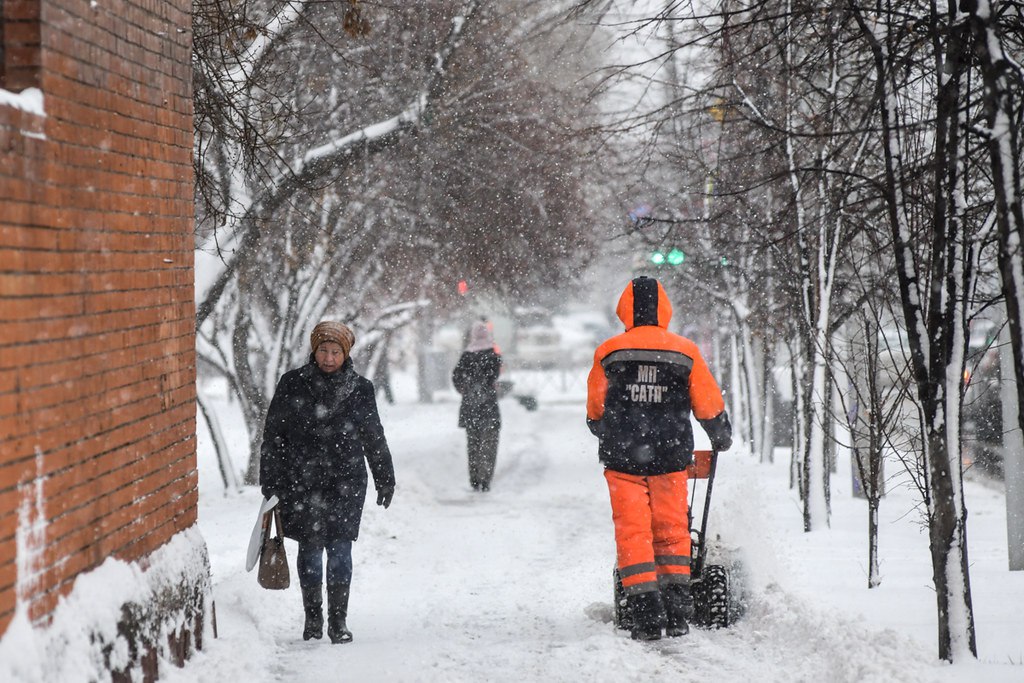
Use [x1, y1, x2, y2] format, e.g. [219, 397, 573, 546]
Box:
[650, 248, 685, 266]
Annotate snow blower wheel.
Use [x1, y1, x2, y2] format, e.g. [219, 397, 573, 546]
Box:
[692, 563, 730, 629]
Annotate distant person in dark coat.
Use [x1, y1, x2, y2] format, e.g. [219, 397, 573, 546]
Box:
[452, 320, 502, 491]
[260, 320, 396, 644]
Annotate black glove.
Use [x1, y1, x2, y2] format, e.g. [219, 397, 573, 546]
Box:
[701, 411, 733, 453]
[261, 485, 278, 499]
[376, 484, 395, 509]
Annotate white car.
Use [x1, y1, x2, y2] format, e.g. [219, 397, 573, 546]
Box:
[514, 326, 563, 368]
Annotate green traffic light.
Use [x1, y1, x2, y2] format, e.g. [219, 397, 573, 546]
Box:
[650, 251, 666, 265]
[666, 248, 685, 265]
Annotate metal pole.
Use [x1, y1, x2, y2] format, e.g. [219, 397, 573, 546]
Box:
[999, 321, 1024, 570]
[695, 450, 719, 577]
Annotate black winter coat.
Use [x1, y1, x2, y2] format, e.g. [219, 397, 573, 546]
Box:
[452, 350, 502, 430]
[260, 357, 395, 544]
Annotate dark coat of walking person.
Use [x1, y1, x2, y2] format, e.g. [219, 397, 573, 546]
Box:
[586, 276, 732, 642]
[259, 320, 396, 644]
[452, 320, 502, 492]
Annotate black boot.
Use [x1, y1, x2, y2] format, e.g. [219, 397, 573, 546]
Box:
[327, 583, 353, 644]
[301, 585, 323, 640]
[663, 583, 693, 637]
[627, 591, 666, 641]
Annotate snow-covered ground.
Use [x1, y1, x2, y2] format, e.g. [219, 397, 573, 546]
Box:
[173, 366, 1024, 682]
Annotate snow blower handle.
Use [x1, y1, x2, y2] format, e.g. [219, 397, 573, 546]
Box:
[694, 449, 720, 579]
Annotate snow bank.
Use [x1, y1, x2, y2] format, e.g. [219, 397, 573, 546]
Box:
[0, 526, 211, 683]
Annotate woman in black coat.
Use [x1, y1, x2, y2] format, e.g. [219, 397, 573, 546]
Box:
[260, 320, 395, 644]
[452, 320, 502, 491]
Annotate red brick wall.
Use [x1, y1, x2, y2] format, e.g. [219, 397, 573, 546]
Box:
[0, 0, 196, 635]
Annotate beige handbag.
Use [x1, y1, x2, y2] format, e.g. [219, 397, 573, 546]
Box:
[257, 508, 290, 590]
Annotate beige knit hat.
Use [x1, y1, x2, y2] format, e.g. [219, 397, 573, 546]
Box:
[466, 321, 495, 352]
[310, 321, 355, 356]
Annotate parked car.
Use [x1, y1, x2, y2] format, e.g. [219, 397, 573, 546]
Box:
[514, 326, 563, 368]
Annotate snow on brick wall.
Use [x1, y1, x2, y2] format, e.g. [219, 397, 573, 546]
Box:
[0, 0, 199, 646]
[0, 526, 211, 683]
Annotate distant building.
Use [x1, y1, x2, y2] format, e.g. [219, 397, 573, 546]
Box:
[1, 1, 207, 679]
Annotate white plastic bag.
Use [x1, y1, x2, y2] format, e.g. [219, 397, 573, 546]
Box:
[245, 495, 280, 572]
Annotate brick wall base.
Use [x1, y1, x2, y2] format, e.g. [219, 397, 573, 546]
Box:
[0, 526, 211, 682]
[108, 530, 210, 682]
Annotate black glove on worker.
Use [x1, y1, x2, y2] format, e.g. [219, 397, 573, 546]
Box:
[700, 411, 733, 452]
[376, 485, 395, 509]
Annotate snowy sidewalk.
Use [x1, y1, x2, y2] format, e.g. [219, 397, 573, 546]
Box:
[175, 393, 1024, 683]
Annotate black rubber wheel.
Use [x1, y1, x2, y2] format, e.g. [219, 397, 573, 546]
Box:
[612, 567, 633, 631]
[700, 564, 730, 629]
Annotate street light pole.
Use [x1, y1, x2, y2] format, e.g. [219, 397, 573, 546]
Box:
[1000, 319, 1024, 570]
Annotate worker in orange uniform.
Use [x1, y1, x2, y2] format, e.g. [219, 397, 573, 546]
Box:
[587, 276, 732, 641]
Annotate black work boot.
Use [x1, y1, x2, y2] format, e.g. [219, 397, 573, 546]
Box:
[327, 583, 353, 644]
[627, 591, 666, 641]
[301, 585, 323, 640]
[663, 583, 693, 637]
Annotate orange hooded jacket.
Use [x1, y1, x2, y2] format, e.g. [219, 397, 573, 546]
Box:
[586, 276, 732, 475]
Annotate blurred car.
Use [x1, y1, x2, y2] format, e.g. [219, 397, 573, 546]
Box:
[515, 326, 563, 368]
[553, 312, 618, 365]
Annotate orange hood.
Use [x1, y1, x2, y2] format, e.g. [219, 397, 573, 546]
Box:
[615, 276, 673, 331]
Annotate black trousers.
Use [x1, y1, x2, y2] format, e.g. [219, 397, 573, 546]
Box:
[466, 424, 499, 490]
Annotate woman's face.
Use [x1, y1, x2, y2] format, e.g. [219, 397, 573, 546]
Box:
[315, 341, 346, 373]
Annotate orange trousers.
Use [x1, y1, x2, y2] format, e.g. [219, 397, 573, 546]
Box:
[605, 469, 691, 596]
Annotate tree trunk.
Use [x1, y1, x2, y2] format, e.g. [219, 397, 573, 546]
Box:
[197, 393, 240, 494]
[417, 311, 435, 404]
[760, 336, 776, 464]
[924, 425, 977, 660]
[868, 497, 880, 589]
[729, 333, 749, 447]
[964, 0, 1024, 572]
[742, 321, 764, 460]
[790, 336, 807, 494]
[805, 343, 829, 530]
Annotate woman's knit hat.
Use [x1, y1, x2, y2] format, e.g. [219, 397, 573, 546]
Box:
[310, 320, 355, 356]
[465, 321, 495, 352]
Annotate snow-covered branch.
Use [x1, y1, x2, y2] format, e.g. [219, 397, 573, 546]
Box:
[225, 1, 309, 88]
[196, 0, 483, 330]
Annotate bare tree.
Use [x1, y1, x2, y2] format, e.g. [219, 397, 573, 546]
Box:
[850, 0, 980, 661]
[193, 0, 607, 477]
[577, 0, 1005, 661]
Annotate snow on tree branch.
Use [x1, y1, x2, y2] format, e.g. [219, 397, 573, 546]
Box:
[225, 1, 309, 88]
[196, 0, 483, 330]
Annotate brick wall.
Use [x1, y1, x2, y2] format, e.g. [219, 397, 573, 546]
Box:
[0, 0, 198, 642]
